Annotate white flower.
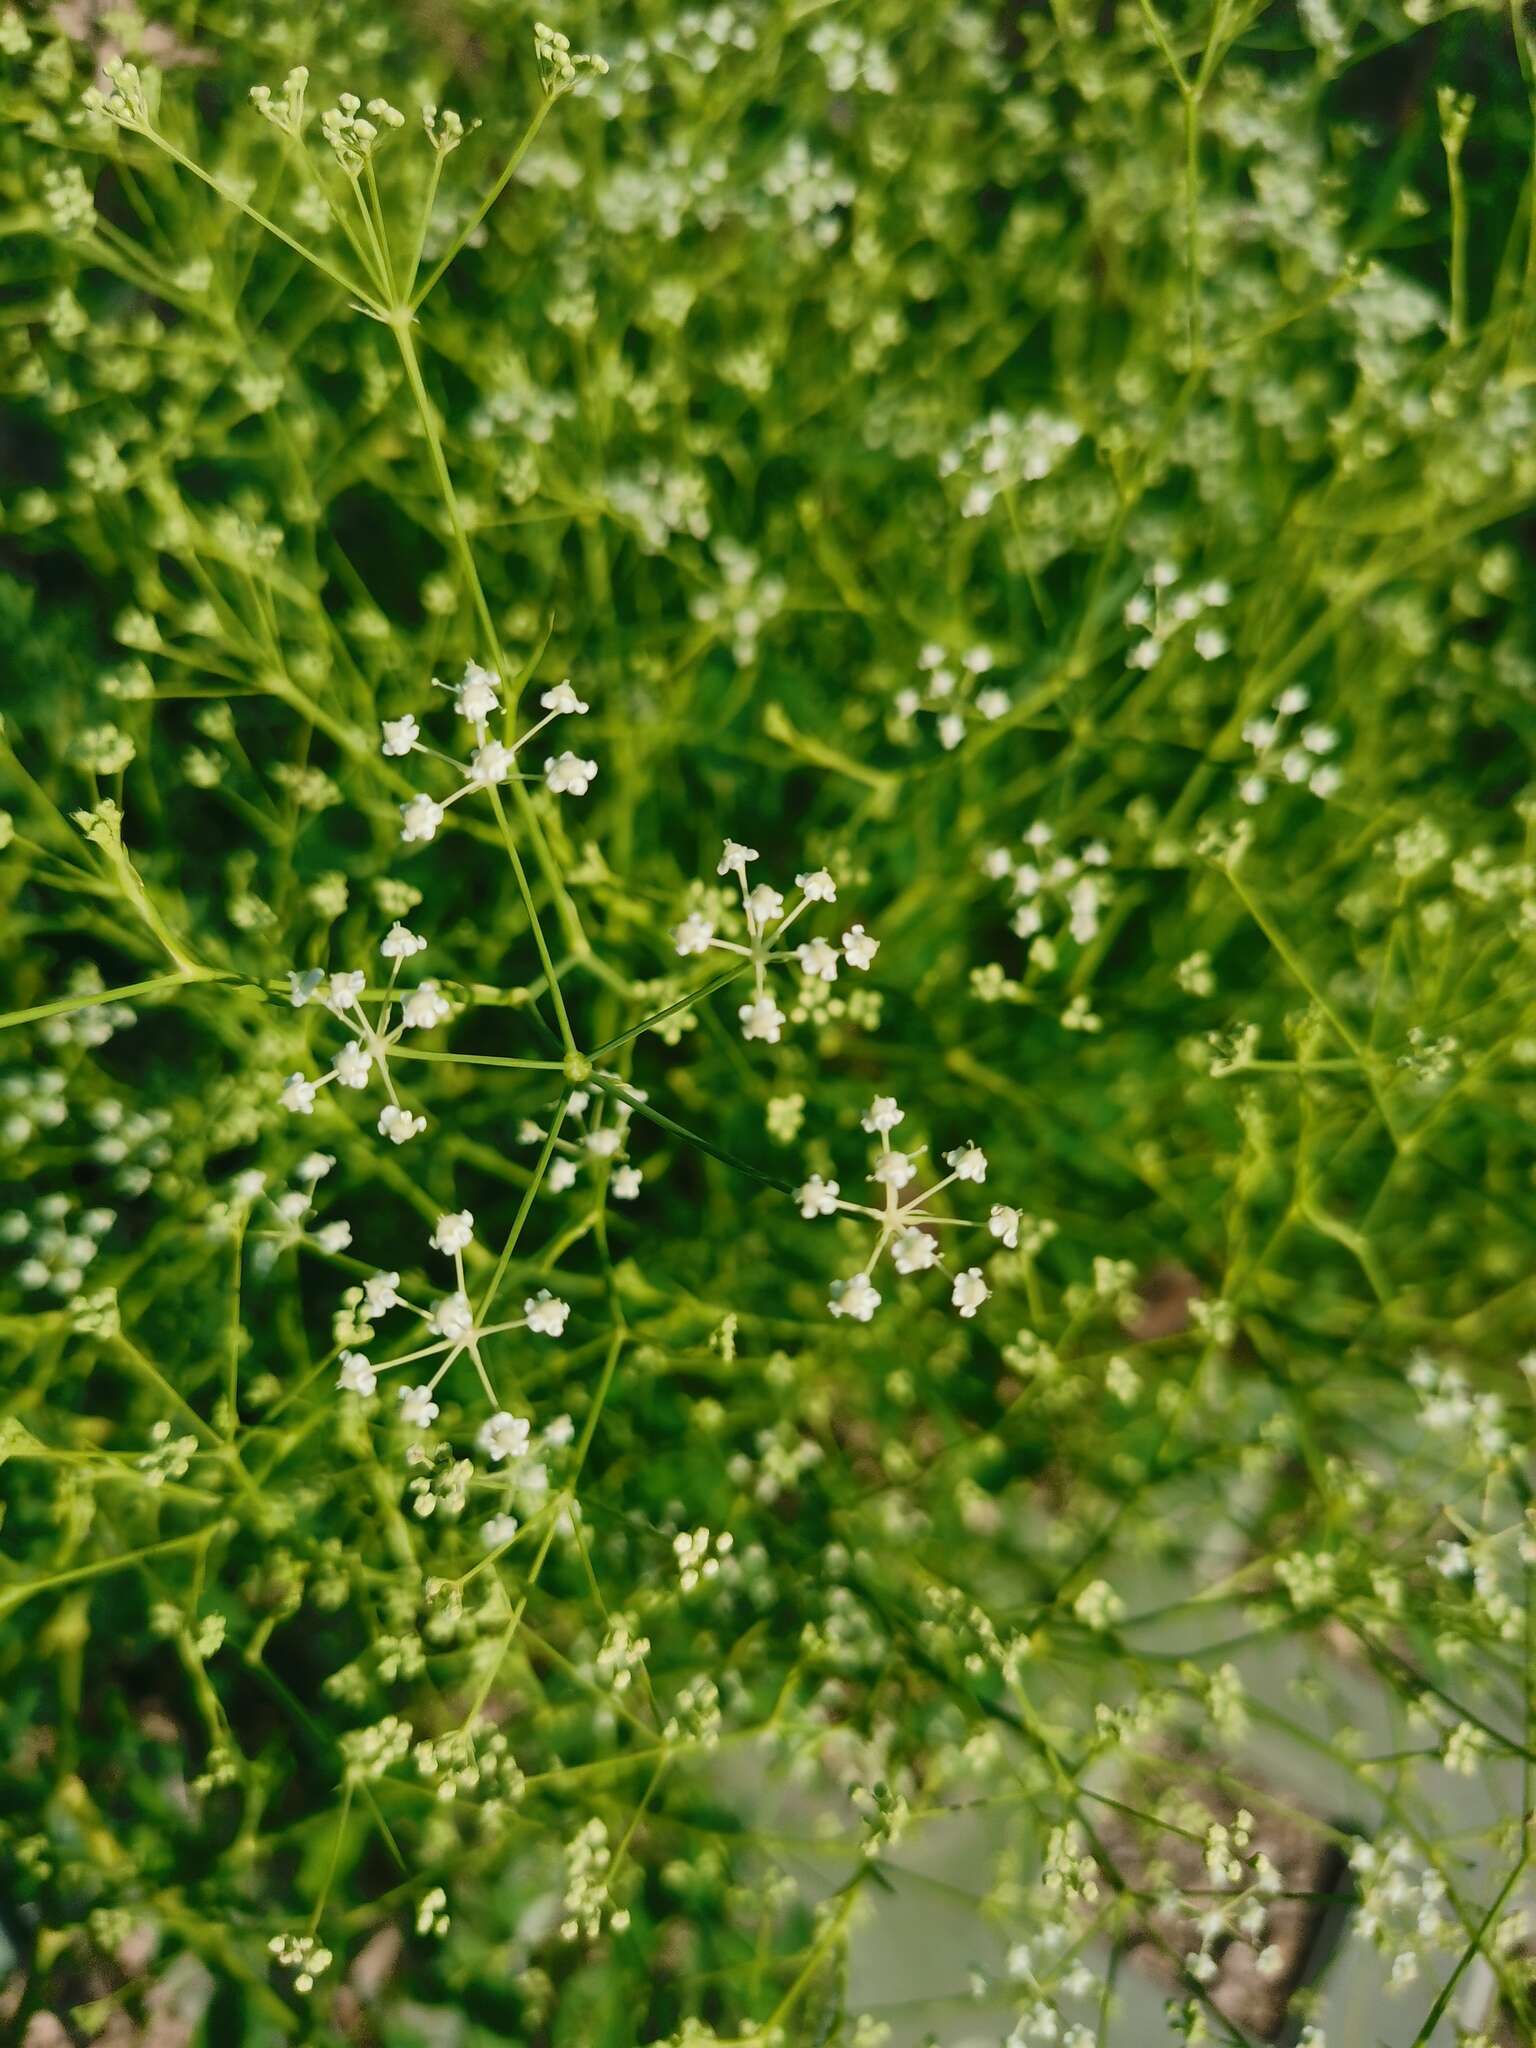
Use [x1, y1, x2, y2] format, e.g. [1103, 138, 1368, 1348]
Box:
[673, 912, 715, 957]
[325, 971, 366, 1012]
[988, 1205, 1021, 1249]
[841, 924, 879, 970]
[739, 993, 786, 1043]
[548, 1156, 579, 1193]
[401, 794, 445, 842]
[401, 981, 451, 1031]
[381, 713, 420, 756]
[945, 1142, 988, 1183]
[798, 1174, 840, 1218]
[280, 1073, 317, 1115]
[871, 1150, 916, 1190]
[611, 1165, 642, 1200]
[937, 713, 965, 751]
[524, 1289, 570, 1337]
[584, 1128, 622, 1159]
[796, 868, 836, 902]
[862, 1095, 904, 1134]
[976, 688, 1010, 721]
[482, 1513, 519, 1548]
[830, 1272, 881, 1321]
[891, 1226, 938, 1274]
[380, 922, 427, 960]
[468, 739, 513, 786]
[398, 1383, 440, 1428]
[288, 969, 324, 1007]
[454, 661, 500, 724]
[429, 1291, 474, 1342]
[363, 1270, 402, 1316]
[378, 1104, 426, 1143]
[337, 1350, 377, 1395]
[796, 937, 840, 983]
[544, 751, 597, 796]
[744, 883, 784, 926]
[951, 1266, 990, 1318]
[333, 1040, 373, 1089]
[477, 1410, 531, 1463]
[314, 1221, 352, 1254]
[717, 839, 758, 877]
[541, 679, 588, 715]
[430, 1209, 474, 1255]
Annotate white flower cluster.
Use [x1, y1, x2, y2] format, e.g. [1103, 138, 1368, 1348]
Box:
[1239, 686, 1342, 806]
[384, 661, 596, 846]
[334, 1211, 570, 1430]
[982, 824, 1111, 951]
[1348, 1835, 1456, 1990]
[895, 642, 1010, 752]
[233, 1151, 352, 1271]
[518, 1086, 645, 1203]
[1124, 560, 1231, 671]
[674, 841, 878, 1046]
[939, 408, 1082, 519]
[798, 1096, 1016, 1322]
[280, 928, 450, 1144]
[535, 21, 611, 97]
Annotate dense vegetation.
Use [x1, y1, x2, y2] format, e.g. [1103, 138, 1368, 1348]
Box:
[2, 1, 1535, 2042]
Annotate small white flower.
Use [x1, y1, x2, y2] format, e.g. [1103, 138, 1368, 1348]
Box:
[400, 981, 451, 1031]
[482, 1512, 519, 1548]
[796, 937, 840, 983]
[945, 1142, 988, 1183]
[401, 794, 445, 843]
[524, 1290, 571, 1337]
[363, 1270, 402, 1316]
[862, 1095, 904, 1134]
[744, 883, 784, 926]
[797, 1174, 840, 1219]
[468, 739, 513, 786]
[398, 1383, 440, 1428]
[337, 1350, 377, 1396]
[288, 969, 325, 1007]
[829, 1272, 881, 1321]
[892, 1226, 938, 1274]
[381, 714, 419, 757]
[548, 1156, 579, 1193]
[314, 1221, 352, 1254]
[871, 1150, 917, 1190]
[430, 1209, 474, 1255]
[544, 751, 597, 796]
[584, 1127, 622, 1159]
[952, 1266, 990, 1318]
[796, 868, 836, 902]
[429, 1291, 474, 1341]
[454, 661, 500, 724]
[477, 1410, 531, 1463]
[378, 1104, 426, 1143]
[611, 1165, 642, 1200]
[937, 713, 965, 751]
[673, 912, 715, 957]
[325, 971, 366, 1012]
[541, 679, 588, 715]
[717, 839, 758, 877]
[988, 1205, 1021, 1249]
[280, 1073, 317, 1115]
[976, 687, 1010, 721]
[380, 922, 427, 960]
[334, 1040, 373, 1089]
[841, 924, 879, 971]
[739, 993, 786, 1043]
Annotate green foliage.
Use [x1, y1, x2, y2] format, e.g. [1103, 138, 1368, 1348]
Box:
[2, 1, 1535, 2043]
